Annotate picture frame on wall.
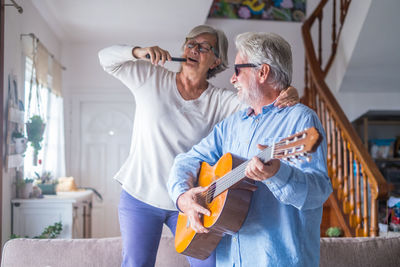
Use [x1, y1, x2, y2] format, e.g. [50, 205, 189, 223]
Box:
[208, 0, 306, 22]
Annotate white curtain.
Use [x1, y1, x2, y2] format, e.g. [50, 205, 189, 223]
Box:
[41, 92, 66, 178]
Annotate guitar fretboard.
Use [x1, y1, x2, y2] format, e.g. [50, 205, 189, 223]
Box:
[205, 146, 273, 203]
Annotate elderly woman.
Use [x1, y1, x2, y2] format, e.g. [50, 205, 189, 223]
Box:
[98, 25, 298, 267]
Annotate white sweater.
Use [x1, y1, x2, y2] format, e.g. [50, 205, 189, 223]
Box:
[98, 45, 243, 210]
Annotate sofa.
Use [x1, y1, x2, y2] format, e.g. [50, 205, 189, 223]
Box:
[2, 235, 400, 267]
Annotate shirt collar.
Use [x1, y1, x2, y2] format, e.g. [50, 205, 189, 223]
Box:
[241, 100, 286, 119]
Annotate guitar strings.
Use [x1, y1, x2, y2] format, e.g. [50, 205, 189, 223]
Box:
[203, 136, 308, 201]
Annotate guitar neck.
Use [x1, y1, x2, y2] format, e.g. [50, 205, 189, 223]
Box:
[209, 146, 273, 200]
[204, 127, 322, 203]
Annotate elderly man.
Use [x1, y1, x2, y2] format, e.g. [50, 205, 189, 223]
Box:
[168, 32, 332, 266]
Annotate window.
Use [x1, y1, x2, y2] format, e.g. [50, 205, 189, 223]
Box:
[24, 56, 66, 179]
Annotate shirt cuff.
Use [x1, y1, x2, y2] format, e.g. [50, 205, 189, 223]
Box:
[122, 45, 136, 60]
[263, 161, 291, 191]
[171, 184, 190, 210]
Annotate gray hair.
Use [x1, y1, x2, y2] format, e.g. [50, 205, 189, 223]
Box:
[185, 25, 229, 79]
[235, 32, 292, 91]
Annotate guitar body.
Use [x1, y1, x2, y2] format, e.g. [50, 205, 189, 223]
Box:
[175, 153, 256, 260]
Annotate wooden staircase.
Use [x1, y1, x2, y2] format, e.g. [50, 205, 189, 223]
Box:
[302, 0, 389, 237]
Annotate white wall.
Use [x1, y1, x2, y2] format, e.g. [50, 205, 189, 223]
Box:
[325, 0, 400, 121]
[2, 1, 62, 245]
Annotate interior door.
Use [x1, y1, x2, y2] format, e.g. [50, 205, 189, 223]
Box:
[70, 92, 134, 237]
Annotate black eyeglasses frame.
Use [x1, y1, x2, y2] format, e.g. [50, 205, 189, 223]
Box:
[234, 63, 258, 76]
[185, 40, 219, 58]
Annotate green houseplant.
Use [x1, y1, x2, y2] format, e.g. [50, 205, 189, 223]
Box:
[26, 115, 46, 165]
[325, 227, 343, 237]
[16, 178, 34, 199]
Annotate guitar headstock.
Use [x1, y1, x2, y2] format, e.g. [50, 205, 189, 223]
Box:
[273, 127, 322, 162]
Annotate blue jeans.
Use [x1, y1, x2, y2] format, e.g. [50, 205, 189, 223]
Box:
[118, 190, 216, 267]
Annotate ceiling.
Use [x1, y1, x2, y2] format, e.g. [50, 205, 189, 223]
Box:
[31, 0, 213, 44]
[29, 0, 400, 94]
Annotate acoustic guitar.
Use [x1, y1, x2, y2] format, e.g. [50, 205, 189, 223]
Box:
[174, 127, 322, 259]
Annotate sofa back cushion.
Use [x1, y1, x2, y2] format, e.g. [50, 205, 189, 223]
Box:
[1, 236, 189, 267]
[320, 236, 400, 267]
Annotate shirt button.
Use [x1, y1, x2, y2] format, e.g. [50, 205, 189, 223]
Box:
[232, 236, 237, 242]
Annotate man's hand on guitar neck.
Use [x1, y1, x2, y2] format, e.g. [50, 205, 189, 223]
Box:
[245, 144, 281, 181]
[177, 186, 211, 234]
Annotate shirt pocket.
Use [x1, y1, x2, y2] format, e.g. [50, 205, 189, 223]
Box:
[224, 134, 252, 156]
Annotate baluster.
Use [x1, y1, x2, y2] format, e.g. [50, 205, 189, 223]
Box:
[349, 147, 356, 227]
[370, 193, 379, 237]
[318, 12, 323, 65]
[337, 126, 343, 199]
[310, 81, 317, 111]
[331, 117, 338, 188]
[311, 80, 316, 110]
[320, 100, 326, 131]
[325, 110, 332, 178]
[316, 95, 321, 119]
[355, 159, 362, 236]
[331, 0, 337, 54]
[342, 137, 350, 213]
[361, 166, 369, 237]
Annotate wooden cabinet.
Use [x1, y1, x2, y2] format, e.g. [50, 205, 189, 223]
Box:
[12, 191, 93, 239]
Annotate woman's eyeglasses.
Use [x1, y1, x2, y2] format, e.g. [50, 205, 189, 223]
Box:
[185, 40, 219, 58]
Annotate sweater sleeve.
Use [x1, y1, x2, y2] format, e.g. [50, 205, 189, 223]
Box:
[98, 45, 155, 93]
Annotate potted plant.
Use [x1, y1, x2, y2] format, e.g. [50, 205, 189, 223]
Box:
[16, 178, 34, 199]
[325, 227, 343, 237]
[12, 130, 28, 154]
[26, 115, 46, 165]
[35, 171, 57, 195]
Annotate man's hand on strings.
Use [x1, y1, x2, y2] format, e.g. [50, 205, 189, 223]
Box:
[177, 186, 210, 233]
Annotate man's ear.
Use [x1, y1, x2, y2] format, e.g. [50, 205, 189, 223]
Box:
[258, 64, 270, 83]
[210, 58, 221, 70]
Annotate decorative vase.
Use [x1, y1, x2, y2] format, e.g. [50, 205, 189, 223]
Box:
[17, 183, 33, 199]
[14, 137, 27, 154]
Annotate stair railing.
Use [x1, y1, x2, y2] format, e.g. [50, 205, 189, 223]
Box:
[302, 0, 388, 236]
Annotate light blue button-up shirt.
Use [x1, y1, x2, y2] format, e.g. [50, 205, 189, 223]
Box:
[168, 103, 332, 267]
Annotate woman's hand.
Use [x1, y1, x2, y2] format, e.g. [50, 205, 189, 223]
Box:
[132, 46, 172, 66]
[274, 86, 300, 108]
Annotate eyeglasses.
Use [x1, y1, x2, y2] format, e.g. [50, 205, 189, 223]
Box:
[234, 63, 258, 76]
[185, 40, 219, 58]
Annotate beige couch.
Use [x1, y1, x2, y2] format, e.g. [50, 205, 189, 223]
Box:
[2, 236, 400, 267]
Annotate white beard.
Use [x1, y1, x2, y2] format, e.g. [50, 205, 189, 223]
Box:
[236, 76, 263, 107]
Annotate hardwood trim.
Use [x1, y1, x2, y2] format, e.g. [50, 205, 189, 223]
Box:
[1, 0, 5, 253]
[302, 2, 388, 200]
[302, 1, 389, 237]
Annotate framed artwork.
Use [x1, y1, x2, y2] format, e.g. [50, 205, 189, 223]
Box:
[208, 0, 306, 22]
